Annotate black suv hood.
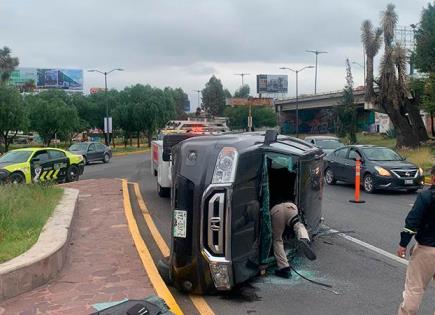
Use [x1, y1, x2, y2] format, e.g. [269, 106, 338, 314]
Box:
[372, 160, 417, 169]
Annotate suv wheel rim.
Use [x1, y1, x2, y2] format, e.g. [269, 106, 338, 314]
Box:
[104, 154, 109, 162]
[364, 176, 373, 191]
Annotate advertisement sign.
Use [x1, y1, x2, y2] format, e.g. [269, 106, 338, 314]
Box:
[183, 99, 191, 112]
[9, 68, 37, 86]
[90, 87, 104, 94]
[226, 97, 274, 107]
[37, 69, 83, 90]
[9, 68, 83, 91]
[257, 74, 288, 94]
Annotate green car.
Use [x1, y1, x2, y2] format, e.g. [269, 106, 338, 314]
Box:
[0, 148, 85, 184]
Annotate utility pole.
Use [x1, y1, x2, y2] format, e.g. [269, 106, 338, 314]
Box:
[88, 68, 123, 146]
[306, 50, 328, 94]
[280, 66, 314, 137]
[234, 73, 250, 86]
[193, 90, 201, 109]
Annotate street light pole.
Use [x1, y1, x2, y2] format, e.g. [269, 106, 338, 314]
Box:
[193, 90, 201, 110]
[280, 65, 314, 138]
[306, 50, 328, 94]
[88, 68, 123, 146]
[234, 73, 250, 86]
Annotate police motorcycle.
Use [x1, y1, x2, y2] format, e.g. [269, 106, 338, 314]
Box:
[159, 130, 325, 294]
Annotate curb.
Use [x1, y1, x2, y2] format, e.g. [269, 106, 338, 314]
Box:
[0, 188, 79, 301]
[112, 148, 150, 157]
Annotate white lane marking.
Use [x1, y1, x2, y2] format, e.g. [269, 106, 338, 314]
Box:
[327, 228, 408, 266]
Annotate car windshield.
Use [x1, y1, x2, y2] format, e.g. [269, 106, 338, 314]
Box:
[316, 139, 344, 150]
[0, 150, 32, 163]
[362, 148, 403, 161]
[69, 143, 88, 151]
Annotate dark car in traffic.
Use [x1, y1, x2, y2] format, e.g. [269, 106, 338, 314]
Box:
[68, 142, 112, 164]
[324, 145, 424, 193]
[304, 136, 345, 154]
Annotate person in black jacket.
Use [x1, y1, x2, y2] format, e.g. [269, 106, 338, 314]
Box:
[397, 166, 435, 315]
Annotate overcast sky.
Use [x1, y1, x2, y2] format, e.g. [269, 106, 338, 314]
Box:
[1, 0, 430, 110]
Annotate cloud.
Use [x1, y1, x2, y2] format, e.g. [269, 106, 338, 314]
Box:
[0, 0, 428, 109]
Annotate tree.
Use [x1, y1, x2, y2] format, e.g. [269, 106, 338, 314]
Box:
[224, 88, 232, 99]
[423, 73, 435, 136]
[0, 47, 19, 83]
[234, 85, 250, 98]
[414, 2, 435, 73]
[363, 4, 428, 147]
[361, 20, 382, 105]
[202, 75, 226, 116]
[26, 93, 79, 146]
[336, 59, 357, 143]
[164, 87, 189, 119]
[224, 106, 276, 130]
[0, 85, 27, 152]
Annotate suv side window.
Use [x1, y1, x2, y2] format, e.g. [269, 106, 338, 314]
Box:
[88, 144, 96, 152]
[335, 148, 348, 159]
[48, 150, 66, 160]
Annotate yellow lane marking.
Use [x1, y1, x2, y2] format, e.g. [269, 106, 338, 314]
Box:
[132, 182, 215, 315]
[133, 183, 170, 257]
[122, 179, 183, 315]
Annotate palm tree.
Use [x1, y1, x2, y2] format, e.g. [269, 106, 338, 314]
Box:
[378, 4, 422, 147]
[0, 47, 19, 84]
[361, 20, 382, 105]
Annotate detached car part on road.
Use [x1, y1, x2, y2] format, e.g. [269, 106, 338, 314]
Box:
[159, 131, 325, 294]
[324, 145, 424, 193]
[0, 148, 84, 184]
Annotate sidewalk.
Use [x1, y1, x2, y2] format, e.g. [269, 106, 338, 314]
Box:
[0, 179, 154, 315]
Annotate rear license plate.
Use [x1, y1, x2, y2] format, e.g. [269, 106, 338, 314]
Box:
[404, 179, 413, 185]
[173, 210, 187, 238]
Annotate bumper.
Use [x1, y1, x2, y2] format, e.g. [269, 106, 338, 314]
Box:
[373, 174, 424, 191]
[0, 170, 10, 183]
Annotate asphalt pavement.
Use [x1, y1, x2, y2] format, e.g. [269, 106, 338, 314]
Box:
[81, 153, 435, 315]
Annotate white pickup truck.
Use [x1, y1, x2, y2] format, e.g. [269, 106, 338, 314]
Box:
[151, 140, 171, 197]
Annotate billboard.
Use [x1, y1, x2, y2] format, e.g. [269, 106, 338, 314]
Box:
[257, 74, 288, 94]
[9, 68, 83, 91]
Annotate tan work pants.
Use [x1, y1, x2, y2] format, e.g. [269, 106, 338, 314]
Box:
[271, 202, 309, 269]
[398, 243, 435, 315]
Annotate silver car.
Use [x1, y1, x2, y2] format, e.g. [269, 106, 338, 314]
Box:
[304, 136, 345, 154]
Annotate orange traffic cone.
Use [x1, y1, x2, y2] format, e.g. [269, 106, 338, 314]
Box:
[349, 159, 365, 203]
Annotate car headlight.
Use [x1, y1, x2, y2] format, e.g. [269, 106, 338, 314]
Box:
[418, 167, 423, 175]
[374, 166, 391, 177]
[212, 147, 238, 184]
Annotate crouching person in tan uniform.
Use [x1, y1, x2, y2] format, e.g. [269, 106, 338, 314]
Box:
[271, 202, 316, 278]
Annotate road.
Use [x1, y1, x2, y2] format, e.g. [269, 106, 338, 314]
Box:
[82, 154, 435, 315]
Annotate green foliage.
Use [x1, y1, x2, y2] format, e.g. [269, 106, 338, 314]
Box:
[26, 91, 80, 146]
[224, 106, 276, 130]
[0, 47, 19, 83]
[385, 128, 396, 139]
[0, 184, 63, 263]
[234, 85, 250, 98]
[415, 2, 435, 73]
[224, 88, 232, 99]
[202, 75, 226, 116]
[0, 85, 27, 152]
[423, 72, 435, 113]
[164, 87, 189, 119]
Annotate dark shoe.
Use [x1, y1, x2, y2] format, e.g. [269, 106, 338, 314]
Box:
[299, 239, 317, 261]
[275, 267, 291, 279]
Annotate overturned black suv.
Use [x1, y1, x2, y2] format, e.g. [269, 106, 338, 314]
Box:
[161, 131, 325, 294]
